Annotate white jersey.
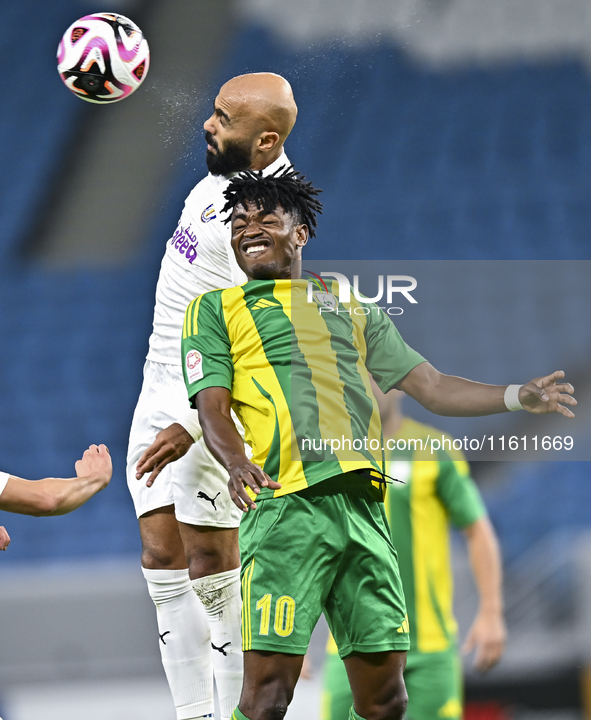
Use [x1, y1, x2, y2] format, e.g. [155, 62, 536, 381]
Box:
[0, 471, 9, 497]
[147, 152, 290, 365]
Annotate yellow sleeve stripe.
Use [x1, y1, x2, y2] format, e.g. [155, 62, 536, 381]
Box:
[182, 294, 206, 340]
[182, 300, 193, 340]
[192, 294, 205, 337]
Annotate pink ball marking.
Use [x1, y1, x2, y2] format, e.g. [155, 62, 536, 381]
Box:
[116, 34, 142, 63]
[79, 36, 110, 68]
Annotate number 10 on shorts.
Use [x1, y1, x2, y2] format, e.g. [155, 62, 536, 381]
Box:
[256, 594, 296, 637]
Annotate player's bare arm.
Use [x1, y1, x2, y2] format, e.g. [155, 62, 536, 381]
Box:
[398, 363, 576, 417]
[461, 516, 506, 672]
[0, 444, 112, 516]
[195, 386, 281, 511]
[136, 423, 195, 486]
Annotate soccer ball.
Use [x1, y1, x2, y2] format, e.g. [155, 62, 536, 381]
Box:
[57, 13, 150, 104]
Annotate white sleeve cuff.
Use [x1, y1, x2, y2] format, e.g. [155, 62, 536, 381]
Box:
[0, 472, 10, 497]
[504, 384, 524, 411]
[177, 409, 202, 442]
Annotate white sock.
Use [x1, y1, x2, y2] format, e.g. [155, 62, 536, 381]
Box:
[143, 567, 215, 720]
[192, 567, 243, 720]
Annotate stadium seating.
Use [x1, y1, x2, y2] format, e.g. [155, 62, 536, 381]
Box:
[0, 16, 590, 563]
[210, 27, 591, 261]
[0, 0, 89, 263]
[483, 461, 591, 564]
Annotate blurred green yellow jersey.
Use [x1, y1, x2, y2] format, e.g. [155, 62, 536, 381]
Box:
[384, 417, 485, 652]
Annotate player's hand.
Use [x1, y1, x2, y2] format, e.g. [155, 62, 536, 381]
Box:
[519, 371, 576, 417]
[0, 525, 10, 551]
[136, 423, 194, 487]
[462, 610, 506, 672]
[75, 444, 112, 490]
[227, 461, 281, 512]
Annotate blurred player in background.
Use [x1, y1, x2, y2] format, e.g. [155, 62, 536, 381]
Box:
[126, 73, 297, 720]
[0, 444, 112, 550]
[322, 382, 506, 720]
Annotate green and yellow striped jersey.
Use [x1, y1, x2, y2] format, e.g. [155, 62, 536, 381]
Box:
[385, 418, 486, 653]
[181, 278, 425, 498]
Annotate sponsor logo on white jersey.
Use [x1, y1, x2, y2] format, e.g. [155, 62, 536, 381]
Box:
[170, 224, 199, 264]
[185, 350, 203, 383]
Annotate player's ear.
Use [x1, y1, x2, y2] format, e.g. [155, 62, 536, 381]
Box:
[258, 131, 280, 152]
[295, 224, 309, 248]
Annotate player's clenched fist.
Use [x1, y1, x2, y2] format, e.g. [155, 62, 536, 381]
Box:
[0, 526, 10, 551]
[75, 444, 112, 490]
[519, 371, 577, 417]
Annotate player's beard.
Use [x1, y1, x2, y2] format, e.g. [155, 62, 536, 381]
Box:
[205, 133, 253, 176]
[240, 258, 292, 280]
[245, 262, 282, 280]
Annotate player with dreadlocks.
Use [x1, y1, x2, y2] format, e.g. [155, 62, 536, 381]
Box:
[181, 165, 413, 720]
[180, 167, 576, 720]
[221, 164, 322, 236]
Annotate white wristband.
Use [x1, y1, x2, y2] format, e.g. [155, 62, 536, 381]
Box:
[177, 409, 202, 442]
[504, 384, 524, 411]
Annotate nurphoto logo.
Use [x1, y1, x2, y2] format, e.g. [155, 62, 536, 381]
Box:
[305, 270, 418, 315]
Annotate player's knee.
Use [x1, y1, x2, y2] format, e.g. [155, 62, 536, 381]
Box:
[391, 688, 409, 720]
[186, 552, 227, 578]
[241, 698, 289, 720]
[139, 511, 186, 569]
[141, 545, 185, 570]
[240, 679, 294, 720]
[261, 700, 289, 720]
[356, 684, 408, 720]
[184, 532, 240, 579]
[378, 684, 408, 720]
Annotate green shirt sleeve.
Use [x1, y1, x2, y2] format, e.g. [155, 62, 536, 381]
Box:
[181, 291, 233, 402]
[363, 306, 427, 392]
[435, 449, 486, 528]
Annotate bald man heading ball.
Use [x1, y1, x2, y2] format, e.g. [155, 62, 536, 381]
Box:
[126, 73, 297, 720]
[205, 73, 297, 176]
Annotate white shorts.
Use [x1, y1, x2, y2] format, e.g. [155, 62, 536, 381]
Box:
[126, 360, 242, 527]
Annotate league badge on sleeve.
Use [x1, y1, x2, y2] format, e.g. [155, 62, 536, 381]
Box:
[201, 204, 217, 223]
[185, 350, 204, 383]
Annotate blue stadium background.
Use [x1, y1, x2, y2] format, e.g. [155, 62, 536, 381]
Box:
[0, 1, 589, 565]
